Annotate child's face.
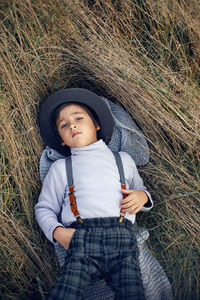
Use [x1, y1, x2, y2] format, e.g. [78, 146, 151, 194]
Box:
[56, 104, 100, 148]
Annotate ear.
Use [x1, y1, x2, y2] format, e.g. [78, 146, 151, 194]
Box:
[96, 125, 100, 131]
[61, 141, 65, 146]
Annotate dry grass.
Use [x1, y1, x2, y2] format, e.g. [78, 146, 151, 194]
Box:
[0, 0, 199, 299]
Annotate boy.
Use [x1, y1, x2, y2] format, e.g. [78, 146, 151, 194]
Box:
[35, 88, 153, 300]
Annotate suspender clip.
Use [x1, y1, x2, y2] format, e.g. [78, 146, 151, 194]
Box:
[76, 216, 84, 224]
[118, 214, 124, 223]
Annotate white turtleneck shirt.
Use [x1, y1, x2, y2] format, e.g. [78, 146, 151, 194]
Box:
[35, 139, 153, 244]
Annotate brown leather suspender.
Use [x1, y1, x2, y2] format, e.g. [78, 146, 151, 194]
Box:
[113, 152, 126, 223]
[68, 186, 84, 224]
[65, 156, 83, 224]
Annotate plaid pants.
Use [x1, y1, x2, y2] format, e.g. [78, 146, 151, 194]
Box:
[48, 218, 145, 300]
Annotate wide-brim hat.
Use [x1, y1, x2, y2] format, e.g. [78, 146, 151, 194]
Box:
[39, 88, 114, 156]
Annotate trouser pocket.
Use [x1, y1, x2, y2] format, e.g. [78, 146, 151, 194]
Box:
[66, 228, 80, 253]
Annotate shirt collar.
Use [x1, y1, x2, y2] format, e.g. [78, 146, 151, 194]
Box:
[71, 139, 108, 155]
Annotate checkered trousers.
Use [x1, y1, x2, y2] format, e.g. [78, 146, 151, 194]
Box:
[48, 217, 145, 300]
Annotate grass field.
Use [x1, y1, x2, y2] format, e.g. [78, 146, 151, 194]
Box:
[0, 0, 199, 299]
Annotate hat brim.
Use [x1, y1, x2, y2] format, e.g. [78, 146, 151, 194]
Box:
[39, 88, 114, 156]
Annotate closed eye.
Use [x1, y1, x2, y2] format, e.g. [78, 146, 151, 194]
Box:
[61, 123, 69, 129]
[76, 117, 83, 121]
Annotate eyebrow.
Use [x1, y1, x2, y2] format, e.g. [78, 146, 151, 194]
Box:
[57, 111, 84, 125]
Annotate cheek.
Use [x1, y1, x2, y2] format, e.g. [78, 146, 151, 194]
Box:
[91, 128, 98, 137]
[60, 129, 69, 139]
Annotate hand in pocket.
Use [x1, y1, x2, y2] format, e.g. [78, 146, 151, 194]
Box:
[53, 227, 76, 250]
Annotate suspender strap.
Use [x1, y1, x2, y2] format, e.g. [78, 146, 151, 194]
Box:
[65, 157, 73, 187]
[65, 157, 83, 224]
[112, 152, 127, 223]
[112, 152, 126, 187]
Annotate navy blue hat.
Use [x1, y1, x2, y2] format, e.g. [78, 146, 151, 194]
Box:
[39, 88, 114, 156]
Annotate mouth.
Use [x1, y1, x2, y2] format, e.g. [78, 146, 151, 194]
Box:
[72, 132, 81, 138]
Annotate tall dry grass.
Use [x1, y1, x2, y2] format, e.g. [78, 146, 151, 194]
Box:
[0, 0, 199, 299]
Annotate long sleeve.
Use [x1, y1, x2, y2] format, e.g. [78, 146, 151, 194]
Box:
[119, 151, 153, 211]
[34, 159, 67, 244]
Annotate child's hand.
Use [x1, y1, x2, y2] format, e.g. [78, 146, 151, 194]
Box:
[53, 226, 76, 250]
[120, 189, 148, 215]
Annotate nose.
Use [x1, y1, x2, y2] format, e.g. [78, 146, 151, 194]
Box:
[70, 123, 77, 129]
